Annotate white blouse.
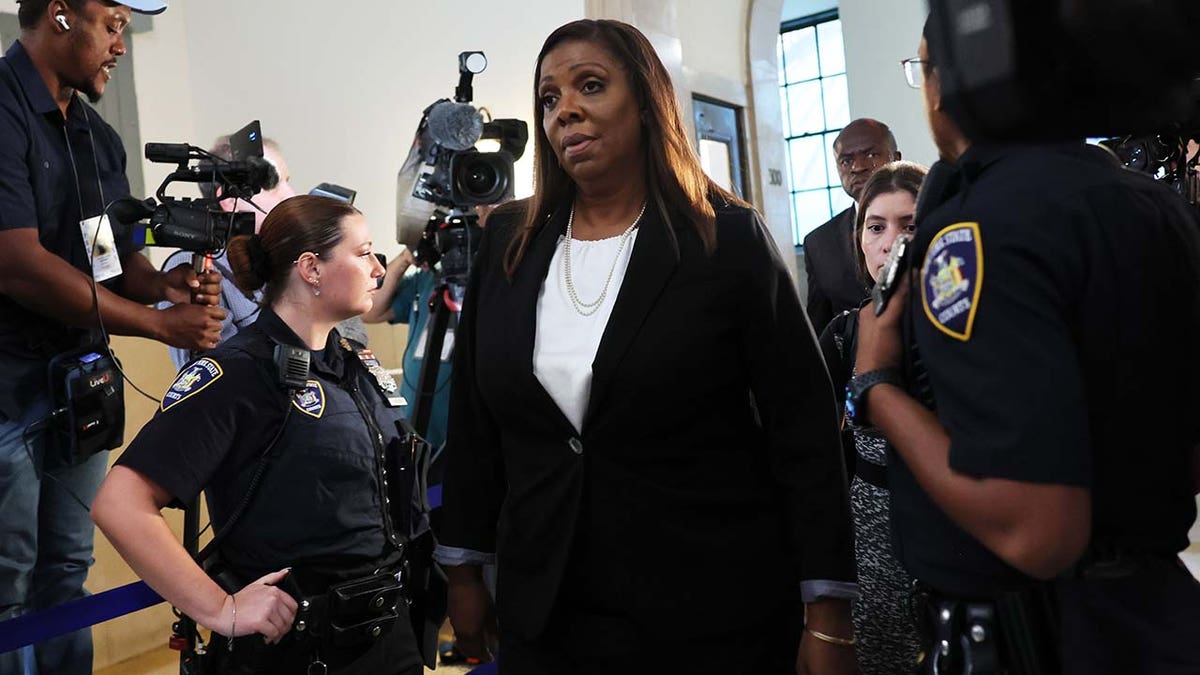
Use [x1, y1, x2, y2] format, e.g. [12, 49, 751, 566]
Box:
[533, 229, 639, 433]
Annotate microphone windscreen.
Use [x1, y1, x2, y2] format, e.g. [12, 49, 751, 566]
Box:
[426, 101, 484, 151]
[248, 156, 280, 191]
[108, 197, 155, 224]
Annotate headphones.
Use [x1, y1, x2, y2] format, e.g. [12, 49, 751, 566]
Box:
[55, 14, 70, 31]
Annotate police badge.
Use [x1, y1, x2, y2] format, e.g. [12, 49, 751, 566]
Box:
[921, 222, 984, 341]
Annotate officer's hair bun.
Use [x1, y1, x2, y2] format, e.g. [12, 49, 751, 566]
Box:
[226, 195, 360, 307]
[227, 234, 269, 294]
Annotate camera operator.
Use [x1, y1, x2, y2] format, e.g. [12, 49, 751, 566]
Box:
[158, 135, 370, 370]
[362, 205, 495, 461]
[850, 15, 1200, 675]
[0, 2, 224, 674]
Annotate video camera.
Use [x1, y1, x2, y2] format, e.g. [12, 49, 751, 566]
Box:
[412, 52, 528, 208]
[399, 51, 528, 285]
[1100, 128, 1200, 205]
[107, 120, 274, 261]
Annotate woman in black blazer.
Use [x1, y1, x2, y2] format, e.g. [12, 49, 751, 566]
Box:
[437, 19, 857, 674]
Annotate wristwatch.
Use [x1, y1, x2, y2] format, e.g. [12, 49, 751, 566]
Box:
[845, 368, 903, 426]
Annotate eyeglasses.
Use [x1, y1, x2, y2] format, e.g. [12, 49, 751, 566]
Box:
[900, 58, 927, 90]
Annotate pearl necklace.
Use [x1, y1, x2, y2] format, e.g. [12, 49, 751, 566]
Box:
[562, 201, 647, 317]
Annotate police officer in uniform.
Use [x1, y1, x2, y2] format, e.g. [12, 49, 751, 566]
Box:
[845, 19, 1200, 675]
[92, 195, 435, 674]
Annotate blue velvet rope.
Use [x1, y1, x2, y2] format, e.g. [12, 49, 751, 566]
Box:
[0, 581, 162, 654]
[0, 483, 447, 654]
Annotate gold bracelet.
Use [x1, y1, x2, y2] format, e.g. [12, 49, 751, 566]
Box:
[806, 627, 856, 647]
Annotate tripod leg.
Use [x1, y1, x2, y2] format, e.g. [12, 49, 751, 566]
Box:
[411, 285, 452, 440]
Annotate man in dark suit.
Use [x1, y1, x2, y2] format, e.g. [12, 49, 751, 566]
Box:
[803, 118, 901, 332]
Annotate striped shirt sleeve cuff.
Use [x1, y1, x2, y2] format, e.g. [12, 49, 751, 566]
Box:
[800, 579, 860, 603]
[434, 544, 496, 566]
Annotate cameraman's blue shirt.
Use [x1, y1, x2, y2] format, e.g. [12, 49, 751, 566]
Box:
[0, 40, 132, 415]
[389, 268, 452, 450]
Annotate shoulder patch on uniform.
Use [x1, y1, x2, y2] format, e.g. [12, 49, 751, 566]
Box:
[292, 380, 325, 418]
[921, 221, 984, 342]
[161, 358, 224, 412]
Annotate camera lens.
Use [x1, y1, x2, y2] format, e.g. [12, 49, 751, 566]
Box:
[462, 162, 498, 195]
[451, 152, 511, 204]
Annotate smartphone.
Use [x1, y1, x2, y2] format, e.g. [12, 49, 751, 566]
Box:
[871, 234, 913, 316]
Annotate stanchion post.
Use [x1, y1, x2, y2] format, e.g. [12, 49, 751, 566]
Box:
[175, 497, 202, 674]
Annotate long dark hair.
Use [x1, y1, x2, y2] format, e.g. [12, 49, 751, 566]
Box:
[853, 161, 927, 286]
[227, 195, 358, 305]
[503, 19, 747, 277]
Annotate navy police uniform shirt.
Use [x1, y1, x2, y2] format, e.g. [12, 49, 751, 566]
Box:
[0, 41, 134, 360]
[117, 307, 428, 581]
[890, 142, 1200, 597]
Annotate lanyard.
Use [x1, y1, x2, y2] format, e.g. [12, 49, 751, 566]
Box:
[2, 57, 108, 219]
[60, 101, 109, 220]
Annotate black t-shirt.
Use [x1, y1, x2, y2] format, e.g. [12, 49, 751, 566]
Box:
[890, 142, 1200, 596]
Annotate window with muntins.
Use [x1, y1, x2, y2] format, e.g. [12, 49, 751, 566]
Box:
[779, 10, 852, 247]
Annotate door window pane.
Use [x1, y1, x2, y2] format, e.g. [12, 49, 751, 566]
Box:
[699, 139, 734, 194]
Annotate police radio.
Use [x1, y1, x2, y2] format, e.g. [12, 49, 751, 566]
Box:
[46, 348, 125, 463]
[273, 345, 310, 391]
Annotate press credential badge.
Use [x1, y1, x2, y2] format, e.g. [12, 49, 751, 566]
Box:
[80, 214, 122, 282]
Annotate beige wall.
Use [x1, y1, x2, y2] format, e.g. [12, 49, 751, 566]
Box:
[839, 0, 937, 166]
[127, 0, 588, 262]
[586, 0, 800, 278]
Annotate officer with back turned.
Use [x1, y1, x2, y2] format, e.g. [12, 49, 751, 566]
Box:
[846, 16, 1200, 675]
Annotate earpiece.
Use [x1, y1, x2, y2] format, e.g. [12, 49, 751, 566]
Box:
[55, 14, 70, 31]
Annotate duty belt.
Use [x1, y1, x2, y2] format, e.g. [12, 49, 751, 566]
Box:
[288, 560, 412, 649]
[914, 583, 1060, 675]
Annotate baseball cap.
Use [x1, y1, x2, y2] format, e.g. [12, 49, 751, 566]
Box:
[120, 0, 168, 15]
[16, 0, 168, 15]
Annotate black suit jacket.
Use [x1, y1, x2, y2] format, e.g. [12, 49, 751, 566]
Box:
[803, 207, 867, 333]
[440, 201, 855, 641]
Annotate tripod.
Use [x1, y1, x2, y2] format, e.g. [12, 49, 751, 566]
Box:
[408, 208, 478, 446]
[408, 281, 461, 444]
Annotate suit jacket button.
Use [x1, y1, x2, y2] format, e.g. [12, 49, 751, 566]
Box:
[568, 437, 583, 455]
